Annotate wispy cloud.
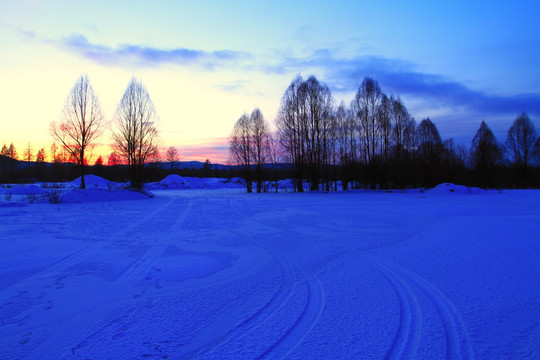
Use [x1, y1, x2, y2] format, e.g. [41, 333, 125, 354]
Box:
[266, 50, 540, 115]
[11, 24, 538, 116]
[7, 25, 249, 70]
[61, 34, 249, 70]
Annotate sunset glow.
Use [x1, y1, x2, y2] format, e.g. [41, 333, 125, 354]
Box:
[1, 1, 539, 164]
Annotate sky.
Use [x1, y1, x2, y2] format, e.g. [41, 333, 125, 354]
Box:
[1, 0, 539, 164]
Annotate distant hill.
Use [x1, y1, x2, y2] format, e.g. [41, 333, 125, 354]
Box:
[151, 161, 229, 170]
[152, 161, 291, 170]
[1, 156, 290, 171]
[0, 155, 18, 169]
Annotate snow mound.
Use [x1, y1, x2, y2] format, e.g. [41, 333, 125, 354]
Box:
[7, 184, 47, 195]
[69, 175, 115, 189]
[0, 201, 28, 207]
[60, 188, 149, 203]
[428, 183, 486, 195]
[149, 175, 244, 190]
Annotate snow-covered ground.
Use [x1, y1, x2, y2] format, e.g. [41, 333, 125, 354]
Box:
[0, 178, 539, 359]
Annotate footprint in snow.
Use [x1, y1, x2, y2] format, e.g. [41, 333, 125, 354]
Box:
[112, 332, 126, 340]
[18, 331, 32, 345]
[43, 301, 53, 310]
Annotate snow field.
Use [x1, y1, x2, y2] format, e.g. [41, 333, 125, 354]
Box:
[0, 183, 539, 358]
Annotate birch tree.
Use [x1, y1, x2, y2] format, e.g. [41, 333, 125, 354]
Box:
[51, 75, 105, 189]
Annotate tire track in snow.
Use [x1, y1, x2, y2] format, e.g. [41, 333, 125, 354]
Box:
[360, 255, 422, 360]
[181, 246, 296, 359]
[228, 199, 326, 359]
[257, 262, 325, 360]
[180, 197, 298, 358]
[365, 255, 474, 360]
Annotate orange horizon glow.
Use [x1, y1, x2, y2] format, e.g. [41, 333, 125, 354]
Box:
[1, 137, 232, 166]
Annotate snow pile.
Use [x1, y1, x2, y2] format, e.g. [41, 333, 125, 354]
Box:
[6, 184, 47, 195]
[427, 183, 486, 195]
[60, 188, 149, 203]
[149, 175, 244, 190]
[68, 175, 116, 189]
[0, 201, 28, 208]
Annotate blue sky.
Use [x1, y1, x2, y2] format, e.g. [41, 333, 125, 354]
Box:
[1, 0, 539, 162]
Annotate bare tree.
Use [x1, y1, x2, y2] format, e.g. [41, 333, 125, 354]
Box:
[266, 132, 282, 192]
[107, 152, 122, 166]
[416, 118, 443, 186]
[533, 136, 540, 165]
[50, 75, 105, 189]
[456, 143, 470, 168]
[416, 118, 442, 162]
[390, 96, 411, 160]
[229, 113, 253, 193]
[36, 148, 46, 162]
[94, 156, 104, 166]
[276, 75, 333, 191]
[50, 143, 58, 163]
[276, 75, 306, 192]
[166, 146, 180, 173]
[113, 77, 159, 189]
[505, 112, 537, 171]
[378, 94, 392, 165]
[351, 77, 384, 166]
[23, 143, 33, 162]
[334, 102, 357, 190]
[250, 108, 270, 193]
[402, 117, 417, 157]
[471, 121, 503, 188]
[304, 76, 333, 190]
[8, 143, 17, 159]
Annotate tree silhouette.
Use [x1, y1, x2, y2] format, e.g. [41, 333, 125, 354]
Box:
[471, 121, 503, 188]
[250, 108, 271, 193]
[113, 77, 159, 189]
[166, 146, 179, 173]
[230, 113, 253, 193]
[23, 143, 33, 162]
[36, 148, 46, 162]
[51, 75, 105, 189]
[506, 112, 537, 184]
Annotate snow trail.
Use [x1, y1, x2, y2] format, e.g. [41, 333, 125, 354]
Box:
[2, 187, 538, 358]
[229, 201, 326, 359]
[257, 261, 325, 359]
[182, 244, 296, 359]
[361, 255, 422, 360]
[365, 255, 474, 360]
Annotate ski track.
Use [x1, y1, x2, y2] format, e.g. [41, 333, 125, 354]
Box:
[360, 255, 422, 360]
[181, 197, 300, 359]
[1, 190, 490, 359]
[257, 261, 325, 360]
[115, 198, 193, 286]
[363, 255, 474, 360]
[228, 200, 326, 359]
[182, 244, 296, 359]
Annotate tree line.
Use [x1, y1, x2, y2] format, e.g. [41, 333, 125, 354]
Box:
[230, 75, 540, 192]
[2, 73, 539, 191]
[1, 75, 159, 189]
